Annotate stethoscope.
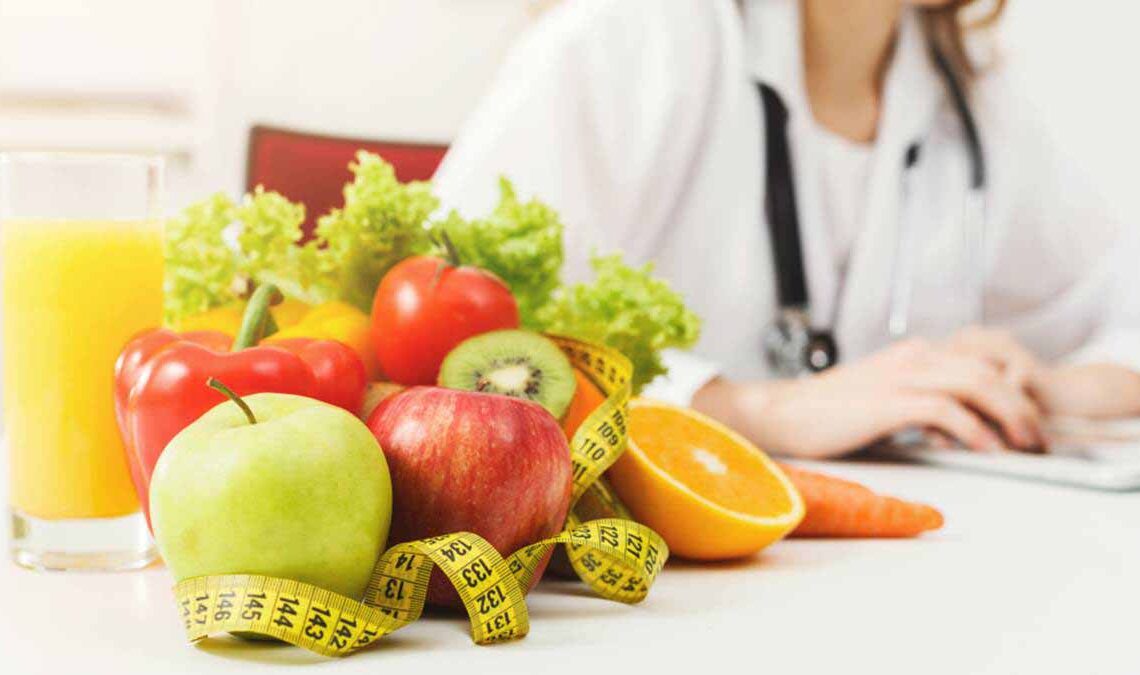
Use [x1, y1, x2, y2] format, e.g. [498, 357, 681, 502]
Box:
[760, 47, 987, 378]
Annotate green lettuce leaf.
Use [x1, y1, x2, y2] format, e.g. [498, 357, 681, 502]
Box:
[535, 254, 701, 393]
[231, 186, 323, 304]
[235, 186, 305, 279]
[163, 152, 437, 322]
[163, 193, 239, 325]
[307, 151, 437, 310]
[434, 177, 564, 329]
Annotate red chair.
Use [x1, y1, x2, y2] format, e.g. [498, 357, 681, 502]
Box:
[246, 125, 449, 237]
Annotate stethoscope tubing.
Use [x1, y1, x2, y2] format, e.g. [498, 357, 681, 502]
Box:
[761, 46, 988, 375]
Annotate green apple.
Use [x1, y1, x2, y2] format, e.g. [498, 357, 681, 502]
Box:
[151, 391, 392, 599]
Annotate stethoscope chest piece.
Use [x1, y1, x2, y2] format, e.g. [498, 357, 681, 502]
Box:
[763, 308, 839, 378]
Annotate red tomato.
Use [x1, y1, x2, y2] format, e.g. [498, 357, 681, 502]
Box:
[371, 255, 520, 385]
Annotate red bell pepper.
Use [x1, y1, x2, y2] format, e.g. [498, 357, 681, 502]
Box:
[114, 284, 367, 524]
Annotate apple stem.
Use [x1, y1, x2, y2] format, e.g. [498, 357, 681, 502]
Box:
[233, 283, 283, 351]
[207, 377, 258, 425]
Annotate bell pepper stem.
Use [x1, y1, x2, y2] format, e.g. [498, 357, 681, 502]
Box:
[233, 283, 282, 351]
[207, 378, 257, 425]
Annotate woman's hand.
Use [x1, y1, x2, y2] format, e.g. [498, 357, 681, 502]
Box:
[942, 326, 1140, 419]
[941, 326, 1041, 391]
[692, 337, 1046, 459]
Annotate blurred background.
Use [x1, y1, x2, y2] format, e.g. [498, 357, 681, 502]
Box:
[1, 0, 1138, 223]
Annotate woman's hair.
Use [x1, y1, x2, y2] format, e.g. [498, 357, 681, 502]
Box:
[919, 0, 1007, 79]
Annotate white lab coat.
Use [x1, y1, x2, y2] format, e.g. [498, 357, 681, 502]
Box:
[434, 0, 1137, 404]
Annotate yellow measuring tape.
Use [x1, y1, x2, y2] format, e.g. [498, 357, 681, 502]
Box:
[174, 336, 668, 656]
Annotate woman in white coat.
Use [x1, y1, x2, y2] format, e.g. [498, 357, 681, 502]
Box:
[434, 0, 1140, 457]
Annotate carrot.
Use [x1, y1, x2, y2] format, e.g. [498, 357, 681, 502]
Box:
[776, 462, 944, 538]
[561, 369, 607, 440]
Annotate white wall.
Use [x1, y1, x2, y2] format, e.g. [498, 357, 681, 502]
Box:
[0, 0, 537, 209]
[999, 1, 1140, 223]
[201, 0, 537, 206]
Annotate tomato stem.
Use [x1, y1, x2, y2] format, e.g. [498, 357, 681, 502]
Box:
[431, 260, 447, 290]
[439, 230, 462, 267]
[207, 378, 257, 425]
[233, 283, 282, 350]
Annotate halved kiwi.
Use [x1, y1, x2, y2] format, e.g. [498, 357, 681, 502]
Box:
[439, 330, 577, 418]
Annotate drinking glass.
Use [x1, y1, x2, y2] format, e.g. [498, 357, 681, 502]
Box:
[1, 152, 163, 570]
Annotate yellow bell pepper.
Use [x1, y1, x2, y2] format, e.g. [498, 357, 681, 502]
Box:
[263, 301, 380, 380]
[178, 299, 378, 380]
[172, 302, 246, 334]
[268, 297, 313, 329]
[173, 298, 312, 335]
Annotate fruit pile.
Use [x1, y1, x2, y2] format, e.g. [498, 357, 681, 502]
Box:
[121, 250, 613, 601]
[116, 153, 943, 654]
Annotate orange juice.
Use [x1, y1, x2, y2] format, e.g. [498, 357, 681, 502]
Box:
[2, 219, 163, 519]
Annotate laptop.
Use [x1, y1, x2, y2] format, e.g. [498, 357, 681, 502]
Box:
[877, 418, 1140, 491]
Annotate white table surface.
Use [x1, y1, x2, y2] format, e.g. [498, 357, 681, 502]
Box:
[2, 459, 1137, 675]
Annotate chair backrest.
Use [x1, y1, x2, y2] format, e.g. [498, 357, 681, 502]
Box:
[246, 125, 449, 236]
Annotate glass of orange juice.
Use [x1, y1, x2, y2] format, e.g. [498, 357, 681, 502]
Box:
[1, 152, 163, 570]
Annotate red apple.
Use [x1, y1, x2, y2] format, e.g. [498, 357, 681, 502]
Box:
[366, 386, 572, 607]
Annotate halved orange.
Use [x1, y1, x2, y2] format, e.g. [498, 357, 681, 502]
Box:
[607, 399, 804, 560]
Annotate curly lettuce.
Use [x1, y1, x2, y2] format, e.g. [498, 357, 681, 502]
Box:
[163, 193, 239, 325]
[535, 254, 701, 393]
[435, 178, 563, 328]
[235, 186, 305, 278]
[308, 151, 436, 310]
[163, 152, 436, 323]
